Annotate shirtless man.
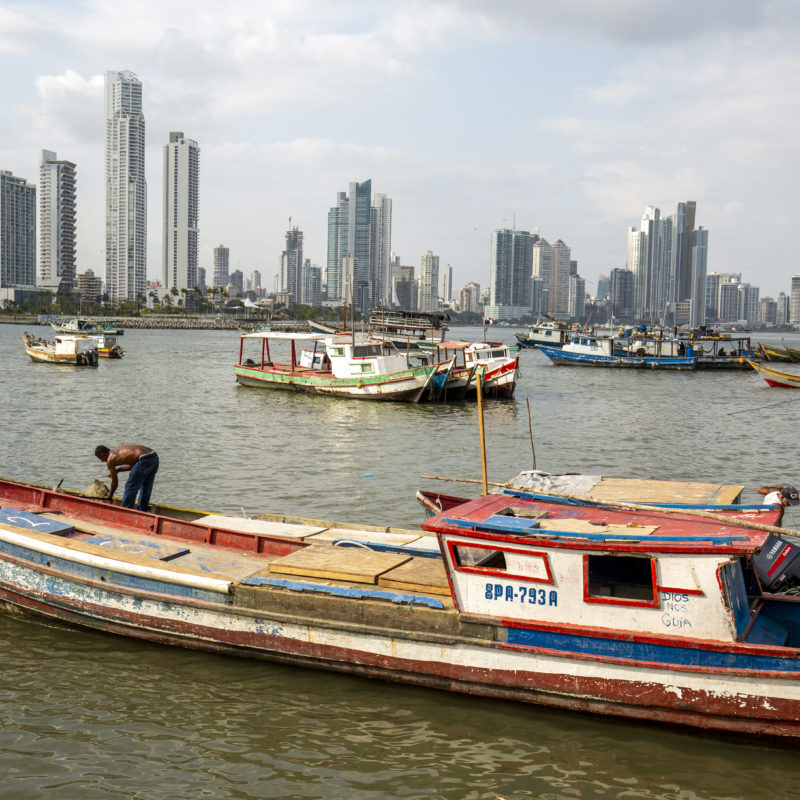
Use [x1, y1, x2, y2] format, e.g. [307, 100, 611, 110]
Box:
[94, 444, 160, 511]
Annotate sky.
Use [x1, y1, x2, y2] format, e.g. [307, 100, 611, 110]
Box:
[2, 0, 799, 297]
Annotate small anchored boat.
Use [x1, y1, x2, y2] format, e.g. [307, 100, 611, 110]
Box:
[22, 333, 98, 366]
[748, 360, 800, 388]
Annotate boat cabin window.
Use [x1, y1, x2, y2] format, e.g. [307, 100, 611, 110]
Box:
[448, 542, 552, 582]
[329, 347, 345, 357]
[353, 344, 383, 358]
[585, 554, 656, 604]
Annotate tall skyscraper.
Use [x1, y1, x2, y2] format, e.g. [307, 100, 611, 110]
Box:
[0, 170, 36, 290]
[568, 274, 586, 320]
[39, 150, 76, 293]
[370, 193, 392, 307]
[213, 244, 229, 287]
[490, 229, 535, 310]
[609, 268, 635, 320]
[280, 226, 304, 303]
[689, 227, 708, 327]
[162, 132, 199, 292]
[790, 275, 800, 324]
[442, 264, 453, 305]
[419, 250, 439, 312]
[327, 179, 392, 311]
[105, 70, 146, 301]
[551, 240, 572, 317]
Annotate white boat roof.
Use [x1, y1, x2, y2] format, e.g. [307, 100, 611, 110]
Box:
[241, 331, 329, 341]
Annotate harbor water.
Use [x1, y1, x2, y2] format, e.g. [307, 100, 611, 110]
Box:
[1, 321, 800, 799]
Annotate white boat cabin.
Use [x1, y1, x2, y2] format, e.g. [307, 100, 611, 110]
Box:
[563, 335, 614, 357]
[439, 526, 762, 645]
[464, 341, 515, 370]
[54, 335, 98, 356]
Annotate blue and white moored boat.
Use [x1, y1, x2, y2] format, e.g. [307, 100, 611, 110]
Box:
[539, 334, 696, 369]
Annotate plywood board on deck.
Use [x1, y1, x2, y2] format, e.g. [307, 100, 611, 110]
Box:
[403, 536, 442, 552]
[537, 519, 659, 536]
[166, 549, 271, 580]
[193, 514, 326, 538]
[268, 546, 411, 584]
[586, 478, 743, 505]
[304, 529, 421, 545]
[82, 534, 190, 561]
[378, 558, 451, 596]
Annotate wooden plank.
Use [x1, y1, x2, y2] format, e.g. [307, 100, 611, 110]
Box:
[0, 508, 74, 536]
[403, 536, 442, 552]
[193, 514, 326, 539]
[167, 549, 270, 580]
[537, 519, 659, 536]
[304, 529, 422, 545]
[587, 478, 744, 505]
[378, 558, 451, 596]
[81, 534, 190, 561]
[268, 546, 411, 584]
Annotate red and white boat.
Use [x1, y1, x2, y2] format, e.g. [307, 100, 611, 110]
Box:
[1, 476, 799, 739]
[463, 341, 519, 397]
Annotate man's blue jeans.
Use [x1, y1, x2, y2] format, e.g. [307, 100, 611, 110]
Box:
[121, 453, 159, 511]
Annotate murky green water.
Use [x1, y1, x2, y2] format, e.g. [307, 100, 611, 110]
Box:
[1, 321, 799, 798]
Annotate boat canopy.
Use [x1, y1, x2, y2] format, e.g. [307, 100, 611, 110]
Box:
[241, 331, 329, 341]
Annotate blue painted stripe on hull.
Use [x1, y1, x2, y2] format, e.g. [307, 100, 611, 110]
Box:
[238, 576, 445, 608]
[0, 540, 227, 604]
[506, 627, 800, 673]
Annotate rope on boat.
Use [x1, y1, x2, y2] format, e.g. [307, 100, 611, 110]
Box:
[419, 475, 800, 537]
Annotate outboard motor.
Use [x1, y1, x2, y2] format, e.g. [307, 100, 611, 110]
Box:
[752, 534, 800, 592]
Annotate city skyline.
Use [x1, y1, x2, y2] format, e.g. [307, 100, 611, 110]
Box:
[1, 2, 799, 297]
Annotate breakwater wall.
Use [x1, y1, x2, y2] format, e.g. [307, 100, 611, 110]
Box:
[2, 316, 311, 332]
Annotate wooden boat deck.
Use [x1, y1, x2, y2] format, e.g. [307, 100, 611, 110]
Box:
[10, 506, 453, 605]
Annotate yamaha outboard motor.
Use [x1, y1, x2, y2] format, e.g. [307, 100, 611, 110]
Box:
[752, 534, 800, 592]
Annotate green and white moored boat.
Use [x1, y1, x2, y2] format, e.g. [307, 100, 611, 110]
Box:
[235, 331, 438, 402]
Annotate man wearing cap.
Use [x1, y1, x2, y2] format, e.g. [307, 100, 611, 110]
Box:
[763, 486, 800, 507]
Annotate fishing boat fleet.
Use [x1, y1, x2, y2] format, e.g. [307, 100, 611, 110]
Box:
[2, 471, 800, 739]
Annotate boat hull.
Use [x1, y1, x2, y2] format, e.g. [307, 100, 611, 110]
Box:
[24, 345, 98, 365]
[2, 552, 800, 739]
[539, 345, 695, 369]
[749, 360, 800, 389]
[234, 363, 434, 401]
[1, 477, 800, 738]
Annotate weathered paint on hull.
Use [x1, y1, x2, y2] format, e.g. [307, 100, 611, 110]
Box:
[3, 555, 800, 738]
[234, 366, 432, 401]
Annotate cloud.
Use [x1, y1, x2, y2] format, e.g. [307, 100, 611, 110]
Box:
[33, 70, 105, 142]
[456, 0, 779, 45]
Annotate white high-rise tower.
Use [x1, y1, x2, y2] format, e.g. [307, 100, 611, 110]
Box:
[162, 132, 199, 292]
[39, 149, 76, 293]
[105, 70, 146, 301]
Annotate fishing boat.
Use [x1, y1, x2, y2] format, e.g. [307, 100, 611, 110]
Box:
[515, 319, 573, 349]
[423, 342, 479, 401]
[416, 470, 783, 523]
[757, 343, 797, 363]
[22, 332, 98, 366]
[234, 331, 438, 402]
[462, 341, 519, 397]
[2, 475, 800, 739]
[613, 332, 755, 370]
[91, 334, 124, 359]
[539, 335, 696, 369]
[748, 360, 800, 389]
[50, 318, 124, 335]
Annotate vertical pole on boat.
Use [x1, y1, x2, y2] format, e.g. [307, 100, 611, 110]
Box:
[526, 397, 536, 470]
[476, 367, 488, 495]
